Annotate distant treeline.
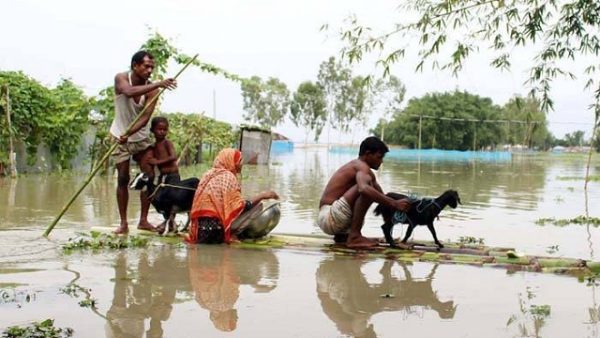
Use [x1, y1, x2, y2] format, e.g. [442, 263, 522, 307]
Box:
[371, 91, 598, 151]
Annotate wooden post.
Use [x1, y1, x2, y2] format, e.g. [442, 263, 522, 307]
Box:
[4, 85, 17, 178]
[418, 115, 422, 150]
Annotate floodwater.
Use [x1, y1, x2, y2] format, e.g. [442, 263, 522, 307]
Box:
[1, 147, 599, 337]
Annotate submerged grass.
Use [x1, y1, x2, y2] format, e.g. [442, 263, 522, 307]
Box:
[62, 231, 149, 252]
[536, 216, 600, 227]
[2, 319, 73, 338]
[556, 175, 600, 182]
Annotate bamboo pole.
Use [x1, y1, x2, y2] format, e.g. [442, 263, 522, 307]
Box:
[4, 85, 17, 178]
[584, 121, 598, 217]
[43, 54, 198, 237]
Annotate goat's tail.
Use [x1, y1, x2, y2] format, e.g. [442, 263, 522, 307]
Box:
[373, 204, 384, 216]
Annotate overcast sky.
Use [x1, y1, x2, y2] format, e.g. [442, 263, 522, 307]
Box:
[1, 0, 596, 143]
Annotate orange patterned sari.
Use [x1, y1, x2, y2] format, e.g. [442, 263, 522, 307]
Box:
[188, 149, 245, 244]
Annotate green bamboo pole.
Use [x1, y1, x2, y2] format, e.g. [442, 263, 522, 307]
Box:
[43, 54, 198, 237]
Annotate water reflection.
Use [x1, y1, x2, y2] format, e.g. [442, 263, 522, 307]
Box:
[188, 246, 279, 332]
[104, 246, 279, 337]
[106, 250, 185, 338]
[316, 256, 455, 337]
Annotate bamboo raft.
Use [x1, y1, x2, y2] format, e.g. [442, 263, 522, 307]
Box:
[238, 233, 600, 280]
[87, 227, 600, 279]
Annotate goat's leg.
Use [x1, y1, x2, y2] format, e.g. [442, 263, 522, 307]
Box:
[156, 219, 167, 235]
[427, 222, 443, 248]
[400, 221, 416, 249]
[168, 212, 177, 234]
[180, 213, 191, 232]
[381, 222, 396, 247]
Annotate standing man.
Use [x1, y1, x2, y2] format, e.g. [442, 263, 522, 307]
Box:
[317, 136, 411, 249]
[110, 50, 177, 234]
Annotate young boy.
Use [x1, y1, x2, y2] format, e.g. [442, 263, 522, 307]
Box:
[149, 116, 180, 184]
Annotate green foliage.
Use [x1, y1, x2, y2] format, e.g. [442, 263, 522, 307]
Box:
[0, 72, 57, 164]
[317, 57, 370, 133]
[241, 76, 290, 129]
[529, 304, 551, 317]
[553, 130, 588, 147]
[536, 215, 600, 227]
[458, 236, 485, 245]
[372, 75, 406, 142]
[503, 96, 550, 148]
[62, 231, 149, 252]
[46, 79, 93, 169]
[317, 56, 352, 133]
[162, 112, 235, 164]
[0, 72, 91, 169]
[2, 319, 73, 338]
[140, 31, 178, 80]
[557, 175, 600, 181]
[59, 283, 90, 298]
[377, 90, 510, 150]
[143, 29, 248, 84]
[88, 86, 114, 171]
[337, 1, 600, 114]
[78, 298, 97, 308]
[290, 81, 327, 142]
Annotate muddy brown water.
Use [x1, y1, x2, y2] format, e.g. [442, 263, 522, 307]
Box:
[1, 147, 599, 337]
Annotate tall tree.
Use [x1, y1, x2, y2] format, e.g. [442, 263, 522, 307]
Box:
[372, 75, 406, 142]
[241, 76, 290, 129]
[376, 90, 505, 150]
[317, 57, 352, 142]
[503, 96, 550, 149]
[290, 81, 327, 143]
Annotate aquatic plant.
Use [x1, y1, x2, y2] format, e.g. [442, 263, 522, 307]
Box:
[458, 236, 485, 245]
[506, 287, 550, 337]
[557, 175, 600, 182]
[536, 216, 600, 227]
[77, 299, 97, 308]
[2, 319, 73, 338]
[59, 284, 90, 298]
[62, 231, 149, 252]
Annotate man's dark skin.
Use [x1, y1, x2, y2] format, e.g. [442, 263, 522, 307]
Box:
[113, 55, 177, 234]
[319, 151, 411, 248]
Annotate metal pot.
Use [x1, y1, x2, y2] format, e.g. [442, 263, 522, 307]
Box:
[233, 201, 282, 239]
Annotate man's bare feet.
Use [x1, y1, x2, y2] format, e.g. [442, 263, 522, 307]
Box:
[137, 220, 157, 232]
[113, 223, 129, 235]
[346, 234, 378, 249]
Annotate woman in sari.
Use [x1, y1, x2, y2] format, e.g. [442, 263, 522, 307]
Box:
[187, 148, 279, 244]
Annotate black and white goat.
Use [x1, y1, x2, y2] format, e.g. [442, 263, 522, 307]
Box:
[373, 190, 462, 248]
[130, 173, 199, 235]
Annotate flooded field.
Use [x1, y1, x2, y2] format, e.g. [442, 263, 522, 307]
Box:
[1, 147, 599, 337]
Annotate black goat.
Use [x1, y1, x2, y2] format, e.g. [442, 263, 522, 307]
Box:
[373, 190, 461, 248]
[130, 172, 199, 235]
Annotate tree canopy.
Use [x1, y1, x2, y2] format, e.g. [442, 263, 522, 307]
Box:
[372, 90, 551, 150]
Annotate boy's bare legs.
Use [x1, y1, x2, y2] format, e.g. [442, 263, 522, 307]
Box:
[136, 148, 156, 231]
[342, 186, 378, 248]
[114, 160, 130, 234]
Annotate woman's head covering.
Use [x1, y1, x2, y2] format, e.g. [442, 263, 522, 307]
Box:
[188, 148, 245, 243]
[212, 148, 242, 172]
